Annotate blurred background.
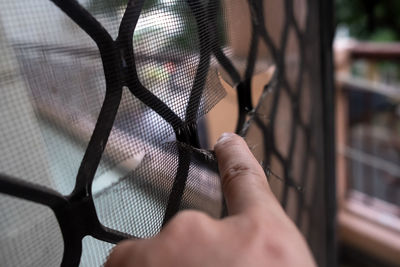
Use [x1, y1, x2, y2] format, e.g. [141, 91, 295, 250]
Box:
[335, 0, 400, 266]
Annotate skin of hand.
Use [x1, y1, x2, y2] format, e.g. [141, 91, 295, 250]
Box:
[105, 133, 316, 267]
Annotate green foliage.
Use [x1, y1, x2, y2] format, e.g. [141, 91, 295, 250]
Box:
[87, 0, 128, 15]
[88, 0, 158, 15]
[336, 0, 400, 41]
[87, 0, 226, 51]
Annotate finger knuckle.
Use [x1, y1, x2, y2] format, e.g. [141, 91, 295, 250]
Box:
[106, 241, 135, 267]
[240, 214, 268, 237]
[222, 163, 259, 189]
[174, 210, 208, 223]
[165, 210, 211, 237]
[263, 239, 288, 261]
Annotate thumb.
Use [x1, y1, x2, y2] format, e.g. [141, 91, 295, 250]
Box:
[214, 133, 275, 215]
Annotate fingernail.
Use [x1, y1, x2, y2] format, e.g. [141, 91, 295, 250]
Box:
[217, 132, 235, 144]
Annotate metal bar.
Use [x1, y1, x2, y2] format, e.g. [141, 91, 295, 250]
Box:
[318, 0, 337, 265]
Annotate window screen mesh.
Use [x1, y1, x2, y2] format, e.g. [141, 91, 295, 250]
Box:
[0, 0, 334, 266]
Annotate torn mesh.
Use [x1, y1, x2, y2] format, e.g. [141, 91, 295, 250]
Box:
[0, 0, 331, 266]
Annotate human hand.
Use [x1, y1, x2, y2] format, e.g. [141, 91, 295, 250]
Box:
[105, 133, 316, 267]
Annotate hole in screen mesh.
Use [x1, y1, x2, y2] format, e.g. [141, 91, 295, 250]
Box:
[207, 0, 277, 145]
[206, 67, 275, 148]
[244, 126, 266, 163]
[80, 236, 114, 267]
[240, 83, 275, 160]
[0, 194, 63, 267]
[205, 76, 238, 147]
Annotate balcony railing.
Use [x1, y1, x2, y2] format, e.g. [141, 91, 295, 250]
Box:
[335, 40, 400, 265]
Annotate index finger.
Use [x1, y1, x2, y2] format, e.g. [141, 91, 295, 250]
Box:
[214, 133, 277, 215]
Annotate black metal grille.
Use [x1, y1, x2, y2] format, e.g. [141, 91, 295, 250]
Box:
[0, 0, 335, 266]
